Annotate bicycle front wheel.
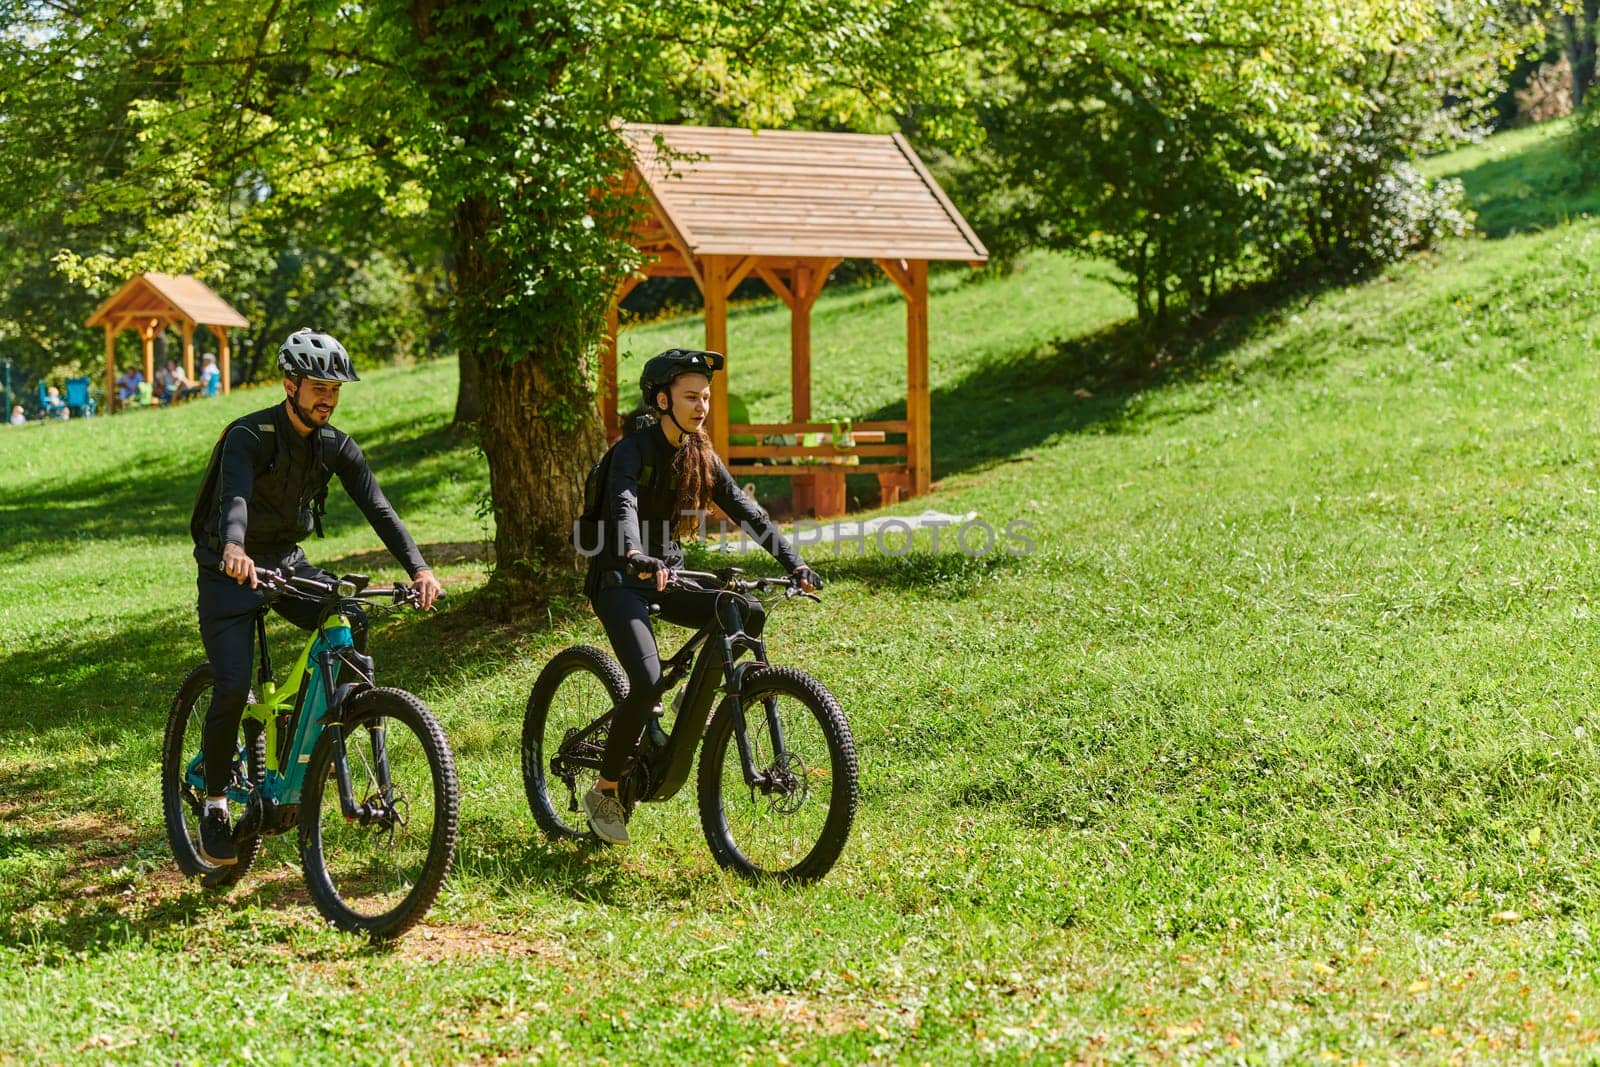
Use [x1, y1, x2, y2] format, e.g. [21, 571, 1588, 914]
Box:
[522, 645, 627, 840]
[697, 666, 859, 884]
[298, 687, 459, 939]
[160, 663, 265, 889]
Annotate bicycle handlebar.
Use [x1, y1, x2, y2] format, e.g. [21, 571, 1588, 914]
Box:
[667, 567, 819, 601]
[249, 567, 435, 608]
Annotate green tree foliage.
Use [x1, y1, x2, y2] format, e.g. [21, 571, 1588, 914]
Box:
[944, 0, 1536, 330]
[0, 0, 970, 592]
[0, 3, 450, 389]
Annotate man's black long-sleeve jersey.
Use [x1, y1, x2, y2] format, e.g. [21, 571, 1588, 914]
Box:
[191, 401, 428, 576]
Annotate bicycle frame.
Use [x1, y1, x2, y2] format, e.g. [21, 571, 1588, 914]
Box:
[182, 605, 375, 826]
[559, 580, 784, 807]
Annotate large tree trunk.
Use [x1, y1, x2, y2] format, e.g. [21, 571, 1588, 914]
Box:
[416, 5, 613, 598]
[1566, 2, 1600, 111]
[478, 342, 605, 592]
[452, 194, 606, 598]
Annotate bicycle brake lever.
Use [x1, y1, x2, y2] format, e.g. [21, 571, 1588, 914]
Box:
[398, 584, 444, 609]
[252, 568, 285, 589]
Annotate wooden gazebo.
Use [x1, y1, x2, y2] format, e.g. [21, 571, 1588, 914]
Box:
[85, 272, 249, 405]
[607, 124, 988, 514]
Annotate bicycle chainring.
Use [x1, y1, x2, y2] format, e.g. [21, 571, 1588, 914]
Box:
[618, 761, 655, 815]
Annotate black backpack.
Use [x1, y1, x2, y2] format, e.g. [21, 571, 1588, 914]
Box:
[572, 441, 654, 556]
[189, 415, 331, 556]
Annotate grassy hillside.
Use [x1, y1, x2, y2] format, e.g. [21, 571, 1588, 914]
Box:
[5, 117, 1600, 1062]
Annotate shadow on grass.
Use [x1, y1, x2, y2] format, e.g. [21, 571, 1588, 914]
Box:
[1442, 129, 1600, 239]
[0, 785, 229, 955]
[0, 789, 361, 957]
[0, 417, 475, 567]
[0, 551, 589, 742]
[820, 549, 1032, 599]
[457, 835, 642, 906]
[813, 277, 1341, 484]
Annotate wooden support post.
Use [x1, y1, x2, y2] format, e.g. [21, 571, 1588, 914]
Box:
[217, 326, 231, 395]
[703, 255, 730, 459]
[603, 275, 645, 441]
[906, 260, 931, 497]
[603, 299, 621, 440]
[181, 321, 195, 383]
[141, 320, 156, 385]
[875, 257, 914, 300]
[103, 325, 116, 413]
[791, 262, 812, 423]
[790, 258, 841, 425]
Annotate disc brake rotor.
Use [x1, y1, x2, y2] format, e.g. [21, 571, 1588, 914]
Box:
[765, 752, 809, 816]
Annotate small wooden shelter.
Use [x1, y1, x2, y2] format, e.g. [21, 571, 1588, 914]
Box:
[609, 124, 987, 513]
[85, 272, 249, 404]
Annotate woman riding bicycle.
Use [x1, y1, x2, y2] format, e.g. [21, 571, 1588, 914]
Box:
[580, 347, 821, 845]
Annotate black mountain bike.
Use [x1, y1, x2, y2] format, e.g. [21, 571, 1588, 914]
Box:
[521, 568, 858, 883]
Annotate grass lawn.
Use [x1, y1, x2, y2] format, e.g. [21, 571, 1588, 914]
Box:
[4, 116, 1600, 1062]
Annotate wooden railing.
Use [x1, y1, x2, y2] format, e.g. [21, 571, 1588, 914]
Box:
[723, 420, 912, 509]
[723, 420, 908, 475]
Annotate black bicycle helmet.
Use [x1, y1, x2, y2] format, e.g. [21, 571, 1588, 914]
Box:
[277, 328, 360, 382]
[639, 348, 723, 408]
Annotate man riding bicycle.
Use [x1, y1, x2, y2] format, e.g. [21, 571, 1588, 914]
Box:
[189, 327, 442, 867]
[579, 347, 821, 845]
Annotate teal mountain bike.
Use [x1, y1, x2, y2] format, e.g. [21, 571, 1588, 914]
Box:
[162, 570, 459, 939]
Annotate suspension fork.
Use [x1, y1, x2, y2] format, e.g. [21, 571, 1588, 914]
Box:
[731, 697, 794, 795]
[730, 700, 761, 788]
[367, 720, 393, 810]
[726, 636, 786, 787]
[330, 727, 393, 821]
[318, 651, 367, 820]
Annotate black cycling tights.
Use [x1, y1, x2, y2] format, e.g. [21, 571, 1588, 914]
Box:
[591, 583, 764, 783]
[196, 556, 366, 796]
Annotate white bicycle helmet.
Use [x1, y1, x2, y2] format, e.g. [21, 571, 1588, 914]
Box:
[277, 328, 359, 382]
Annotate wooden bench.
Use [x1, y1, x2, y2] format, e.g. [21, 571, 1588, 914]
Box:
[724, 420, 911, 517]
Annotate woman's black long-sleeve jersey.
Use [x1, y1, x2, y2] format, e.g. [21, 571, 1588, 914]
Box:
[582, 422, 800, 597]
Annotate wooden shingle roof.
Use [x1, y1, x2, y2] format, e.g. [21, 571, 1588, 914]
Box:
[622, 124, 988, 264]
[86, 272, 249, 329]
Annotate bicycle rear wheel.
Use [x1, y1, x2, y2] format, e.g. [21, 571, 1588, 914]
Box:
[160, 663, 265, 889]
[697, 666, 859, 883]
[522, 645, 627, 840]
[298, 687, 458, 939]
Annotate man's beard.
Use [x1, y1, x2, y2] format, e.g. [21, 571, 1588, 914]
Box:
[290, 389, 329, 426]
